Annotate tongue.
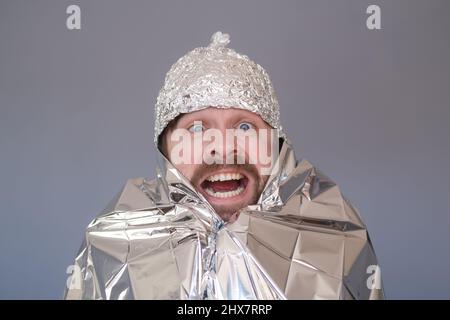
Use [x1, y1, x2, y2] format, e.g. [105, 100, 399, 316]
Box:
[207, 180, 240, 193]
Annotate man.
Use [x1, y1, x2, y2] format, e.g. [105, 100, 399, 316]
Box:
[64, 31, 384, 300]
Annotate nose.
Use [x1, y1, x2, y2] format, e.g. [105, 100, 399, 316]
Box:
[204, 127, 237, 164]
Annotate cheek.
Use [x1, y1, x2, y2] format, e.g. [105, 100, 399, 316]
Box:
[254, 163, 266, 179]
[253, 133, 274, 162]
[171, 163, 198, 181]
[166, 133, 200, 165]
[252, 165, 269, 190]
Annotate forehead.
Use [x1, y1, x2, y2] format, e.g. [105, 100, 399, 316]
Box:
[175, 107, 266, 125]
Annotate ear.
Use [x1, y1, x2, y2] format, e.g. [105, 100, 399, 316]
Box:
[158, 115, 181, 158]
[158, 128, 170, 157]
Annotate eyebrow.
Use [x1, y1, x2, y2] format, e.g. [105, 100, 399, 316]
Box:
[174, 110, 270, 129]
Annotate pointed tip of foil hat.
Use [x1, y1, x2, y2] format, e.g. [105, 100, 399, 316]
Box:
[208, 31, 230, 48]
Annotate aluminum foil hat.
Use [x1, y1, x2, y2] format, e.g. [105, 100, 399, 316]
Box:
[154, 31, 283, 145]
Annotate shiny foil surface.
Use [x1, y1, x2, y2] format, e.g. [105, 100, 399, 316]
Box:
[154, 31, 282, 144]
[64, 139, 384, 300]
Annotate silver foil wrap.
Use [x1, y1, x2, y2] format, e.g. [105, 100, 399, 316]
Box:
[64, 140, 384, 300]
[154, 31, 282, 144]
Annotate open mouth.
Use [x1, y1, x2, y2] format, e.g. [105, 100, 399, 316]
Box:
[200, 172, 249, 199]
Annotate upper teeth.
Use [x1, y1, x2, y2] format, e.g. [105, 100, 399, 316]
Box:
[206, 173, 243, 182]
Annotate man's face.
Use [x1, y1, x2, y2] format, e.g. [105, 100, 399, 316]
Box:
[161, 107, 275, 222]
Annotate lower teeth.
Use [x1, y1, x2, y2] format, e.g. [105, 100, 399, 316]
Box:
[205, 186, 244, 198]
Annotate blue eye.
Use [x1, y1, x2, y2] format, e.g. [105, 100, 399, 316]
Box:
[188, 123, 204, 133]
[238, 122, 253, 131]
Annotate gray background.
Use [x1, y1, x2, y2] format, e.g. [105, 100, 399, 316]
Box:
[1, 0, 449, 299]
